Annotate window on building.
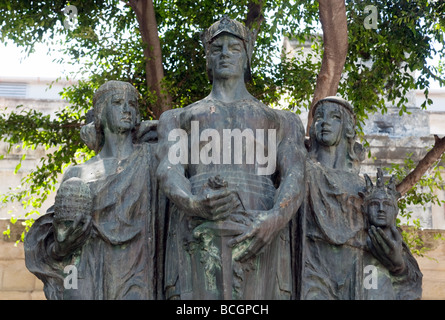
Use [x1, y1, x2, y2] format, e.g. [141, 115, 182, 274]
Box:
[0, 82, 27, 98]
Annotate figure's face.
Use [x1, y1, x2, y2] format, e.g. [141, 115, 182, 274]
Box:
[366, 191, 397, 228]
[103, 90, 138, 134]
[53, 218, 75, 243]
[208, 33, 247, 81]
[313, 103, 343, 147]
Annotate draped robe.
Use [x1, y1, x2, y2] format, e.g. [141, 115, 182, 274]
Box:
[25, 143, 165, 300]
[294, 158, 422, 300]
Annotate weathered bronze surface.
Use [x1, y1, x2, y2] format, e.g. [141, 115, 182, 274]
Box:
[25, 81, 164, 299]
[156, 15, 306, 299]
[293, 97, 422, 300]
[25, 18, 422, 300]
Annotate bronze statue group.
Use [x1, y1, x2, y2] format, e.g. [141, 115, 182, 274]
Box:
[24, 16, 422, 300]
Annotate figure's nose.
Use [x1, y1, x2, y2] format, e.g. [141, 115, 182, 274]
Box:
[320, 116, 330, 127]
[122, 100, 130, 112]
[221, 44, 230, 57]
[57, 231, 67, 242]
[378, 202, 385, 212]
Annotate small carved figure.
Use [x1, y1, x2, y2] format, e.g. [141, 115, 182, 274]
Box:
[360, 168, 422, 299]
[52, 177, 93, 258]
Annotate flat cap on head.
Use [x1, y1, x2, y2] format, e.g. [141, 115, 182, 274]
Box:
[312, 96, 356, 124]
[201, 15, 255, 83]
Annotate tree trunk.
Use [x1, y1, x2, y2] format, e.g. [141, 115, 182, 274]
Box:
[129, 0, 172, 119]
[245, 0, 265, 42]
[396, 135, 445, 196]
[307, 0, 348, 134]
[308, 0, 445, 197]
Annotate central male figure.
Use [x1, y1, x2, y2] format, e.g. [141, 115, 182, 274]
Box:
[156, 16, 306, 299]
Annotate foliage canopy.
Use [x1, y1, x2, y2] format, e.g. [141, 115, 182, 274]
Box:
[0, 1, 444, 242]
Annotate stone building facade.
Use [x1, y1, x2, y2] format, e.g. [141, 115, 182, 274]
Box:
[0, 77, 69, 299]
[0, 220, 44, 299]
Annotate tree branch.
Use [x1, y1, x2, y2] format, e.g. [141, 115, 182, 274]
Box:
[396, 135, 445, 196]
[129, 0, 172, 119]
[245, 0, 265, 42]
[422, 66, 445, 85]
[307, 0, 348, 134]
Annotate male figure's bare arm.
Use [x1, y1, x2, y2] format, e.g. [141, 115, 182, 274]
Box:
[155, 109, 239, 220]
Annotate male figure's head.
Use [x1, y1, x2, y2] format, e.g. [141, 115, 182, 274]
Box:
[201, 15, 254, 84]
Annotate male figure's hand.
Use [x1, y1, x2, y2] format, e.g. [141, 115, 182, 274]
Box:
[229, 209, 283, 262]
[190, 189, 241, 221]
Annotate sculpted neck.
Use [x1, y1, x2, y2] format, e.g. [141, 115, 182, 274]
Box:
[209, 76, 253, 103]
[99, 129, 134, 160]
[313, 139, 349, 171]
